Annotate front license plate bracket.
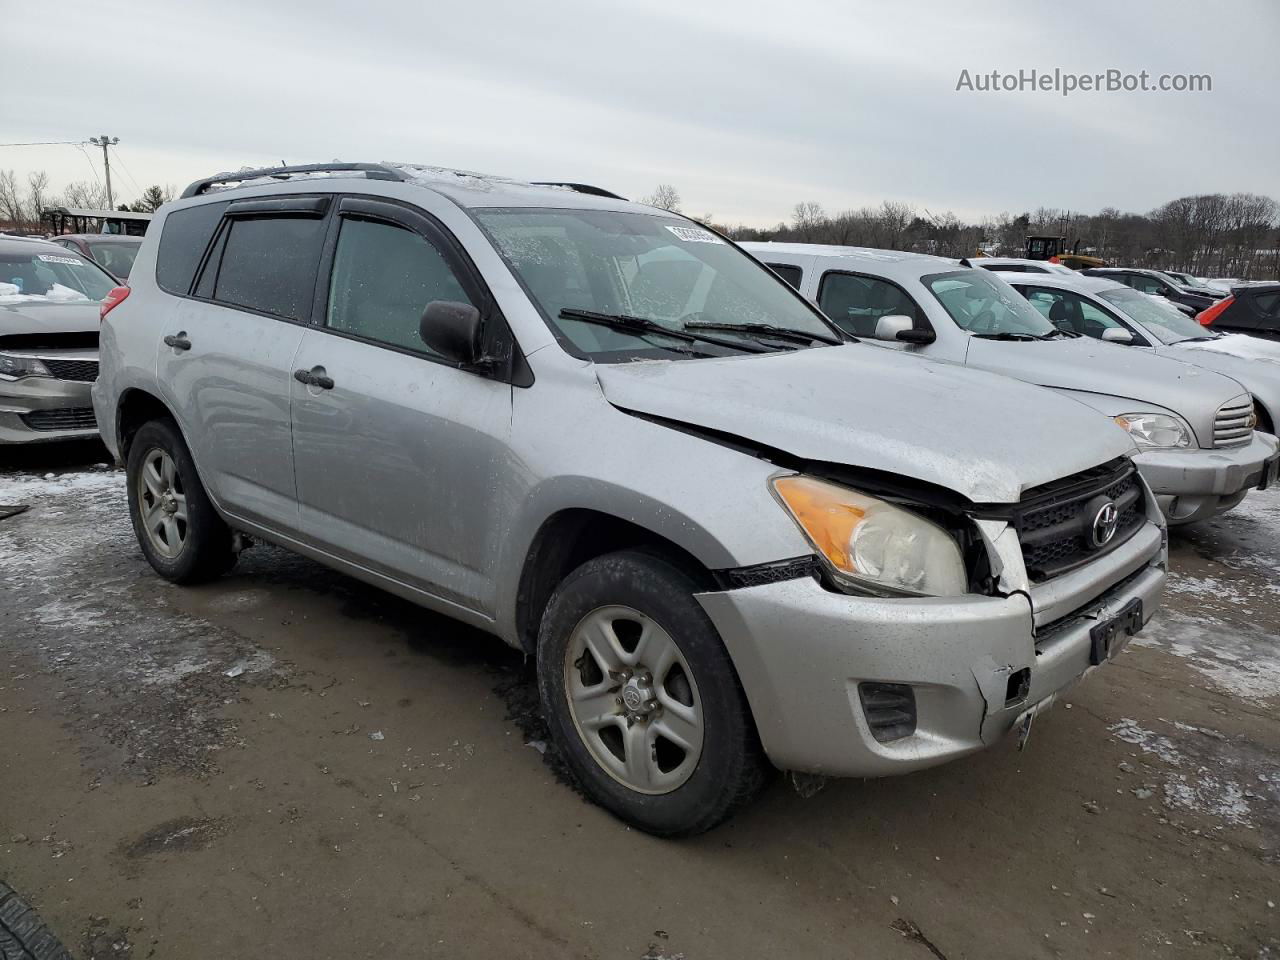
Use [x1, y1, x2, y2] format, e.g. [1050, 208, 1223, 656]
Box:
[1089, 597, 1144, 666]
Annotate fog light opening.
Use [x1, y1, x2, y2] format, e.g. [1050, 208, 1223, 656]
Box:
[858, 682, 917, 743]
[1005, 668, 1032, 707]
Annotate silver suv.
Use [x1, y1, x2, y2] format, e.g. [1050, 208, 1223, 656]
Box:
[94, 162, 1166, 835]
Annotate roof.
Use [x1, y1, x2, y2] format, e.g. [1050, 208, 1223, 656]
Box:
[739, 241, 953, 265]
[177, 161, 643, 214]
[41, 207, 153, 221]
[0, 236, 75, 255]
[55, 234, 143, 244]
[991, 271, 1126, 294]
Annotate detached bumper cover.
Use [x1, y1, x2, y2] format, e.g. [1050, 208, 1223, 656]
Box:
[0, 375, 97, 443]
[696, 538, 1165, 778]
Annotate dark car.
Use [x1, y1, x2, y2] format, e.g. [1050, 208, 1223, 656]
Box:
[1197, 283, 1280, 341]
[48, 234, 142, 281]
[1082, 268, 1223, 314]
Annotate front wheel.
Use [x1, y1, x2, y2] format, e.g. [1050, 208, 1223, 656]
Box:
[536, 549, 768, 836]
[125, 418, 235, 583]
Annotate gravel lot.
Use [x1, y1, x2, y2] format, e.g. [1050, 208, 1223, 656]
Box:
[1, 442, 1278, 959]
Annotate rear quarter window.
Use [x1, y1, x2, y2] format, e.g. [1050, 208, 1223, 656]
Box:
[155, 201, 229, 295]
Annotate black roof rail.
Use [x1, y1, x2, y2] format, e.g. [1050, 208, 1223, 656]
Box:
[181, 162, 408, 199]
[530, 181, 627, 201]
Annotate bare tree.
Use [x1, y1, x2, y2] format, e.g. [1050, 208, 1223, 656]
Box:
[643, 184, 682, 212]
[62, 181, 108, 210]
[790, 201, 826, 241]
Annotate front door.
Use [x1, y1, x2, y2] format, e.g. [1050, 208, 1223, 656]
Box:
[290, 199, 513, 616]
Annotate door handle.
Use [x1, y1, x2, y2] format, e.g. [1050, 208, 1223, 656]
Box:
[293, 366, 334, 390]
[163, 332, 192, 351]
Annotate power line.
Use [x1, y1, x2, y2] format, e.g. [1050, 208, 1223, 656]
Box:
[0, 140, 87, 147]
[73, 144, 103, 189]
[108, 144, 142, 197]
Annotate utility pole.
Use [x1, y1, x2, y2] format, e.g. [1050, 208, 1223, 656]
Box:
[88, 135, 120, 209]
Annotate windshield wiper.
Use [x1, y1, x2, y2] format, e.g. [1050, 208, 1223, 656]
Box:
[684, 320, 844, 347]
[970, 331, 1044, 341]
[558, 308, 770, 354]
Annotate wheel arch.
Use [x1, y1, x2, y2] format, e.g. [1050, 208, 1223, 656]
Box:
[512, 508, 718, 656]
[116, 387, 178, 460]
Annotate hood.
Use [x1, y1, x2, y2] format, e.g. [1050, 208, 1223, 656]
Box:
[965, 336, 1245, 425]
[594, 345, 1136, 504]
[1182, 333, 1280, 364]
[0, 299, 101, 338]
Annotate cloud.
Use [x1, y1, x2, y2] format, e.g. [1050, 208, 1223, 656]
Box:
[1, 0, 1276, 225]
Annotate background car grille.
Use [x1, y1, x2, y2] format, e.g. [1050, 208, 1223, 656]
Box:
[1014, 458, 1145, 582]
[19, 408, 98, 432]
[1214, 396, 1254, 447]
[41, 358, 99, 382]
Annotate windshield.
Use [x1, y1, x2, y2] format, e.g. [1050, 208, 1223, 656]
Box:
[0, 249, 116, 302]
[87, 241, 140, 279]
[924, 269, 1056, 337]
[474, 208, 839, 360]
[1098, 287, 1213, 344]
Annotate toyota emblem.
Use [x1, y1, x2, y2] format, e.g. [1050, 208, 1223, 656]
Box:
[1090, 500, 1119, 548]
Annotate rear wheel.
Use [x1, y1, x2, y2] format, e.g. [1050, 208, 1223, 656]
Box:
[536, 549, 768, 836]
[126, 418, 235, 583]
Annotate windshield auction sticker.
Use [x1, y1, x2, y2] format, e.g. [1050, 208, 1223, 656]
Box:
[37, 255, 86, 265]
[664, 225, 723, 244]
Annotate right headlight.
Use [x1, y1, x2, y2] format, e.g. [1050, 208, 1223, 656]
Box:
[1114, 413, 1193, 449]
[0, 352, 51, 380]
[771, 474, 968, 597]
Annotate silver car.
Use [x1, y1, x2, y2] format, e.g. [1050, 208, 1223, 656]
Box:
[993, 270, 1280, 437]
[1, 235, 118, 443]
[744, 243, 1280, 525]
[94, 162, 1166, 835]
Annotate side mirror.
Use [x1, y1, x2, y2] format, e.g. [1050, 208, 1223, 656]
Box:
[420, 300, 483, 364]
[1101, 328, 1134, 344]
[873, 314, 935, 344]
[874, 314, 914, 342]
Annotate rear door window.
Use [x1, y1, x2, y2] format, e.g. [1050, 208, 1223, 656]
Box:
[211, 216, 326, 321]
[818, 271, 926, 337]
[156, 201, 229, 295]
[766, 263, 803, 289]
[325, 216, 476, 354]
[1253, 291, 1280, 318]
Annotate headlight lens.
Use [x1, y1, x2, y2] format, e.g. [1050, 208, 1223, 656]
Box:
[1113, 413, 1193, 449]
[0, 352, 51, 380]
[771, 475, 968, 597]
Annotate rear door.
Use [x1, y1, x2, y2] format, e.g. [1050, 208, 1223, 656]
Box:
[289, 196, 514, 616]
[1243, 290, 1280, 339]
[156, 196, 329, 530]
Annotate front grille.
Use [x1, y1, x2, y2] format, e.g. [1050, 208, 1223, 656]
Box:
[1015, 458, 1145, 582]
[41, 358, 99, 382]
[1214, 395, 1254, 447]
[19, 407, 98, 432]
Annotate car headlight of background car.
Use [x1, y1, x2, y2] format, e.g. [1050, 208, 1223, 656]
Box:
[1113, 412, 1193, 449]
[771, 475, 968, 597]
[0, 352, 51, 380]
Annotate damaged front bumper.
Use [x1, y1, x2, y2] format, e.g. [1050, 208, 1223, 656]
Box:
[695, 522, 1166, 779]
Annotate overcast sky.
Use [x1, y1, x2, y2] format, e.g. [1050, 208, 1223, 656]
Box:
[3, 0, 1277, 226]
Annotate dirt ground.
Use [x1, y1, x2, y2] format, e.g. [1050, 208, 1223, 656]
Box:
[1, 441, 1277, 959]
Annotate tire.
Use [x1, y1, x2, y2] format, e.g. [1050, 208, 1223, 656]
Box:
[125, 418, 235, 584]
[536, 549, 769, 836]
[0, 880, 73, 960]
